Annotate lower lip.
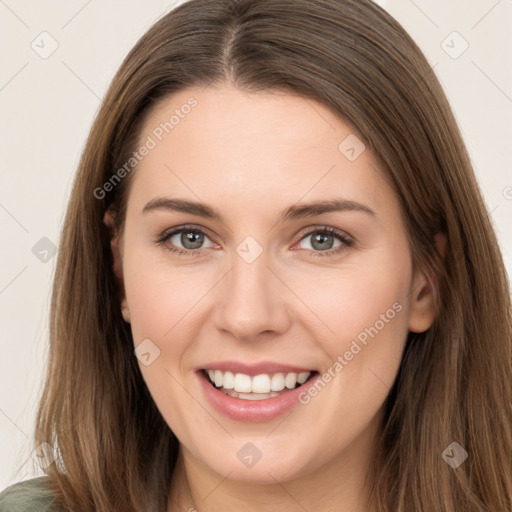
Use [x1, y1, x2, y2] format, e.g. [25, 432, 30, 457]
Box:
[197, 370, 319, 423]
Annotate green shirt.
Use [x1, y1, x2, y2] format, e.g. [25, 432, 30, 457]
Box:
[0, 477, 58, 511]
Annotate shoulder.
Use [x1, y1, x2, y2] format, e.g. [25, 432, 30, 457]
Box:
[0, 477, 58, 511]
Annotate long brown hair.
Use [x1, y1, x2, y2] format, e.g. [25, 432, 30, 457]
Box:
[27, 0, 512, 510]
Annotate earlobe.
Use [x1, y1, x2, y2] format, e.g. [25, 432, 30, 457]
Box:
[121, 299, 131, 323]
[408, 232, 447, 333]
[408, 272, 437, 333]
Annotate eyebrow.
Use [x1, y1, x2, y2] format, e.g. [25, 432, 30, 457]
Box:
[142, 197, 376, 222]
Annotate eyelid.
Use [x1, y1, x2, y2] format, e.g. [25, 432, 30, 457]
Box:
[295, 224, 353, 243]
[292, 225, 354, 257]
[158, 224, 219, 252]
[160, 223, 216, 241]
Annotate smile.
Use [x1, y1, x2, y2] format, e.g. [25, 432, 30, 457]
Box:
[197, 364, 320, 422]
[204, 369, 312, 400]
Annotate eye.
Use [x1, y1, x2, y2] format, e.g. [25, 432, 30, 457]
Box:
[295, 226, 354, 257]
[157, 225, 217, 256]
[157, 225, 354, 258]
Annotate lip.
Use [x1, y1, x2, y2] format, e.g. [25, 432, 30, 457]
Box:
[200, 360, 314, 377]
[197, 369, 320, 423]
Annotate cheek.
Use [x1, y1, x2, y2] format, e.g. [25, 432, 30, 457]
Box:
[121, 257, 220, 441]
[122, 239, 214, 354]
[286, 254, 411, 356]
[287, 250, 411, 414]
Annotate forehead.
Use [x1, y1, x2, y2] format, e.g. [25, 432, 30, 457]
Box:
[138, 83, 362, 164]
[129, 83, 392, 219]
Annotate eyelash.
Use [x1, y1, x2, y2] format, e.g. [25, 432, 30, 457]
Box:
[156, 225, 355, 258]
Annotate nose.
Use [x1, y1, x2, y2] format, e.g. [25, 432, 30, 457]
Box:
[213, 251, 292, 342]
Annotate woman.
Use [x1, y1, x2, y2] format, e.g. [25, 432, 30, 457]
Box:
[1, 0, 511, 510]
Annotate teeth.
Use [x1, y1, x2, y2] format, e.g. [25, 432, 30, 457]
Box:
[223, 371, 234, 389]
[234, 373, 252, 393]
[229, 390, 281, 400]
[252, 374, 271, 393]
[297, 371, 310, 384]
[205, 369, 312, 393]
[284, 372, 297, 389]
[271, 373, 285, 391]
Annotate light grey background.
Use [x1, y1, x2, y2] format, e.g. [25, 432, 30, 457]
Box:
[1, 0, 511, 489]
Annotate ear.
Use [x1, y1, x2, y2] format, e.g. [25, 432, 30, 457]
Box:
[103, 208, 123, 279]
[103, 208, 130, 322]
[408, 233, 446, 333]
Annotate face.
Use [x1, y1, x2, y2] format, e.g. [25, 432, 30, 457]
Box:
[107, 82, 436, 485]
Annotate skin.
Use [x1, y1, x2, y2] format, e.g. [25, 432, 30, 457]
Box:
[105, 82, 439, 512]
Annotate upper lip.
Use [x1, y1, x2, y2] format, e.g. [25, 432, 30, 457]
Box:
[199, 360, 315, 376]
